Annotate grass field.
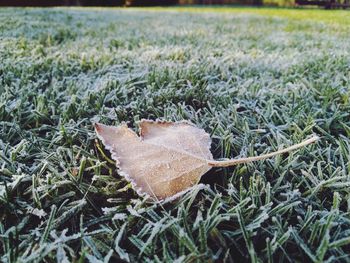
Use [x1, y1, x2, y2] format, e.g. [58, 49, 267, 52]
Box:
[1, 6, 350, 262]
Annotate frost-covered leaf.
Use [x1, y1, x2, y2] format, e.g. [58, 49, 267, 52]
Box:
[95, 120, 318, 200]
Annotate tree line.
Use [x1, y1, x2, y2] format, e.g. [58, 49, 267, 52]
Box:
[0, 0, 263, 6]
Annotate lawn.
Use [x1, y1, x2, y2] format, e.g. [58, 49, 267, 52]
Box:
[1, 6, 350, 262]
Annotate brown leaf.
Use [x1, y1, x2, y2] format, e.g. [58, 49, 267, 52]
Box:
[95, 120, 319, 200]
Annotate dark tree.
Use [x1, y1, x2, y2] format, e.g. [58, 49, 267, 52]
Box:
[126, 0, 178, 6]
[80, 0, 125, 5]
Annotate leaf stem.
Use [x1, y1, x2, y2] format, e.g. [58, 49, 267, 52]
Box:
[208, 135, 319, 167]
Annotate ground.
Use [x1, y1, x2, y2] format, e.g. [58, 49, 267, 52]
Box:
[1, 6, 350, 263]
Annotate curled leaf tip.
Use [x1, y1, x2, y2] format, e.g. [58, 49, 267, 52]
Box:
[94, 122, 103, 132]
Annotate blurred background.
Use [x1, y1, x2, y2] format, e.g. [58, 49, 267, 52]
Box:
[0, 0, 296, 7]
[1, 0, 348, 10]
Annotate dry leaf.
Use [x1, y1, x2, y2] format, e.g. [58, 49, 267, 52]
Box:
[95, 120, 318, 200]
